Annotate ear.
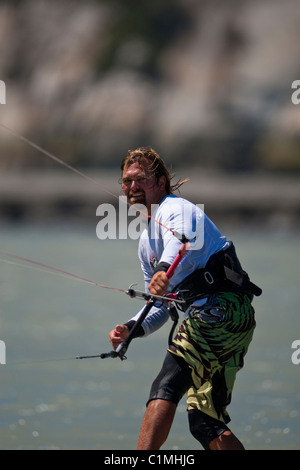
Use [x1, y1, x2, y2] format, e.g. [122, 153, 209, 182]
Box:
[158, 175, 166, 190]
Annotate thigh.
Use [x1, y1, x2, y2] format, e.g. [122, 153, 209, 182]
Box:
[147, 351, 193, 406]
[169, 292, 255, 382]
[170, 292, 256, 423]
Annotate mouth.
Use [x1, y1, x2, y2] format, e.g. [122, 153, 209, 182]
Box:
[129, 192, 145, 201]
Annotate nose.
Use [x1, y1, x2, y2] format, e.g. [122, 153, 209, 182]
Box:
[130, 179, 141, 190]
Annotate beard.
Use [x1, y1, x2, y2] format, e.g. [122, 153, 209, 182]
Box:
[127, 192, 149, 222]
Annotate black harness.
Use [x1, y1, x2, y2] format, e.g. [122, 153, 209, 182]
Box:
[173, 241, 261, 307]
[167, 242, 262, 342]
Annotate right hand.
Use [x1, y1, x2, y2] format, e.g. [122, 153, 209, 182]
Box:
[109, 324, 129, 350]
[149, 270, 170, 296]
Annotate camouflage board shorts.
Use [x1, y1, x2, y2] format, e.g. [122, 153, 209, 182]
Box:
[168, 291, 256, 424]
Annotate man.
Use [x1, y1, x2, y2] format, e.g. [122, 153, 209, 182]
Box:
[109, 147, 261, 450]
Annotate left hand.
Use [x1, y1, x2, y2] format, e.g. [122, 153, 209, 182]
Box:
[109, 324, 129, 350]
[148, 271, 169, 297]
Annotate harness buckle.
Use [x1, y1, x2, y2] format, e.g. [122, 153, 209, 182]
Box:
[204, 271, 214, 285]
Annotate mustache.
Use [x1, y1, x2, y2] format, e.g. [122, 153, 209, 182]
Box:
[128, 191, 145, 198]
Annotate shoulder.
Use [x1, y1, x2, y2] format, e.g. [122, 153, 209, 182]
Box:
[158, 195, 202, 214]
[157, 196, 204, 227]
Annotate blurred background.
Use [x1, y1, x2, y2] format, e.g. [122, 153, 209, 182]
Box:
[0, 0, 299, 451]
[0, 0, 299, 224]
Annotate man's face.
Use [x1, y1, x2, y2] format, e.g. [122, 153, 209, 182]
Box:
[121, 161, 166, 213]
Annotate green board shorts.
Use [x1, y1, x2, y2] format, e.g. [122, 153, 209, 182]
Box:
[168, 291, 256, 424]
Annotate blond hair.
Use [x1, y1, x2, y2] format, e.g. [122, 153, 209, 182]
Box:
[121, 147, 188, 194]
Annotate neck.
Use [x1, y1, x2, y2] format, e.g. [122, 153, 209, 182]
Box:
[146, 191, 168, 215]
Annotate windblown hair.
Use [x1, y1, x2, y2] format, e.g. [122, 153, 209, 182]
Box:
[120, 147, 188, 194]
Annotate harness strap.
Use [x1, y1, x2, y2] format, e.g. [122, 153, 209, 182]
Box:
[223, 265, 262, 297]
[167, 303, 179, 346]
[172, 241, 262, 308]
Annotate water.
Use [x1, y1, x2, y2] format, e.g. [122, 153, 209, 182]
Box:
[0, 222, 299, 450]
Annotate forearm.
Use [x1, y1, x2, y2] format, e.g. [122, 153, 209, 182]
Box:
[124, 319, 145, 337]
[126, 303, 170, 337]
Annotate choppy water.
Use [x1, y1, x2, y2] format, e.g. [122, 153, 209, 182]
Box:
[0, 222, 299, 450]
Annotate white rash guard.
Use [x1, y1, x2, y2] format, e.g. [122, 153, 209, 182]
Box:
[128, 195, 228, 337]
